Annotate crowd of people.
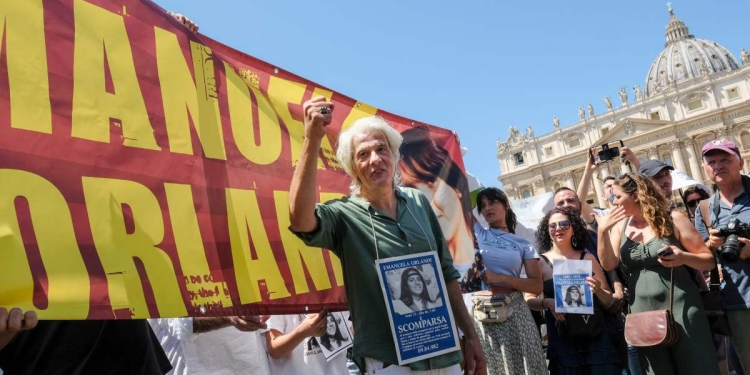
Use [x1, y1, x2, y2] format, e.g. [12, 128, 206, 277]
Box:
[1, 32, 750, 371]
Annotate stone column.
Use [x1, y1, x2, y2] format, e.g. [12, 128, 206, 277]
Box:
[647, 147, 659, 160]
[533, 180, 546, 195]
[564, 171, 576, 190]
[718, 127, 736, 143]
[684, 139, 704, 181]
[670, 140, 687, 173]
[511, 187, 520, 200]
[600, 163, 611, 178]
[498, 154, 509, 174]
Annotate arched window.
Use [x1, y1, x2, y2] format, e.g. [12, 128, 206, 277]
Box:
[664, 156, 673, 166]
[553, 182, 561, 191]
[522, 190, 531, 199]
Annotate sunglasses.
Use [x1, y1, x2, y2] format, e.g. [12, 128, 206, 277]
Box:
[686, 199, 703, 208]
[548, 220, 571, 231]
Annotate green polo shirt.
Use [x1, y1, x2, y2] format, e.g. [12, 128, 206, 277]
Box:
[291, 187, 462, 371]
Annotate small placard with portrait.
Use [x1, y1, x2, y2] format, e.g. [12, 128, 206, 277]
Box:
[553, 259, 594, 314]
[376, 252, 459, 365]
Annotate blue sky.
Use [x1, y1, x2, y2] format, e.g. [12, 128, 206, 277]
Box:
[153, 0, 750, 189]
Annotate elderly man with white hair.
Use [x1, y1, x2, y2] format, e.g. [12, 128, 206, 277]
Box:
[288, 97, 486, 375]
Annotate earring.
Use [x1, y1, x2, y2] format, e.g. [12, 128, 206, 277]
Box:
[572, 237, 578, 248]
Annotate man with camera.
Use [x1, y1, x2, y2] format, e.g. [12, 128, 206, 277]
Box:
[694, 139, 750, 371]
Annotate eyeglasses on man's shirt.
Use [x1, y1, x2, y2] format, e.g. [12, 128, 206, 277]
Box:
[548, 221, 571, 231]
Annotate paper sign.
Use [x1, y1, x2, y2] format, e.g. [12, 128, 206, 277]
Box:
[552, 259, 594, 314]
[376, 253, 460, 365]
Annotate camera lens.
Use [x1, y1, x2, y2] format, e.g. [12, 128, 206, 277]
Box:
[720, 235, 741, 263]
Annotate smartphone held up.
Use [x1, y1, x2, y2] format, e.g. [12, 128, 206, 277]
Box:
[590, 140, 625, 165]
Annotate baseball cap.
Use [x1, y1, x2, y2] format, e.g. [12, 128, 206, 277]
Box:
[638, 160, 674, 177]
[701, 139, 740, 157]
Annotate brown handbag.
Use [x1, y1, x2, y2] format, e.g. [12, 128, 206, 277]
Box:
[624, 268, 679, 347]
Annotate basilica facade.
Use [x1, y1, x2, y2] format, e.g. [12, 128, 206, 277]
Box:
[496, 6, 750, 208]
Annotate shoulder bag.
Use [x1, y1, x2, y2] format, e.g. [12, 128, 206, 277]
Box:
[624, 268, 679, 347]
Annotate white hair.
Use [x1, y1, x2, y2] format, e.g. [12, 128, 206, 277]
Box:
[336, 116, 403, 195]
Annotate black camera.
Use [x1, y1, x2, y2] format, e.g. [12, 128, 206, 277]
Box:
[319, 107, 330, 115]
[716, 218, 750, 263]
[597, 142, 622, 163]
[594, 140, 624, 164]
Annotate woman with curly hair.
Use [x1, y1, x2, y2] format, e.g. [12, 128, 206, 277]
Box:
[471, 187, 547, 374]
[526, 206, 621, 375]
[597, 173, 718, 374]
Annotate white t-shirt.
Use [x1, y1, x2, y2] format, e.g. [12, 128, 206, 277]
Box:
[149, 318, 271, 375]
[264, 314, 350, 375]
[474, 222, 539, 277]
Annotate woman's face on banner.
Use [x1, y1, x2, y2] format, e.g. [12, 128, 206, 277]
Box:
[400, 173, 466, 249]
[401, 174, 466, 238]
[326, 315, 337, 335]
[407, 273, 424, 295]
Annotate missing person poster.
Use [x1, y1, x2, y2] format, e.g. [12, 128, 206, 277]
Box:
[552, 259, 593, 314]
[319, 311, 353, 362]
[376, 253, 460, 365]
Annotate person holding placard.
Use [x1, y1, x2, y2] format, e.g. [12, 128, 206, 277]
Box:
[526, 206, 622, 374]
[264, 312, 351, 375]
